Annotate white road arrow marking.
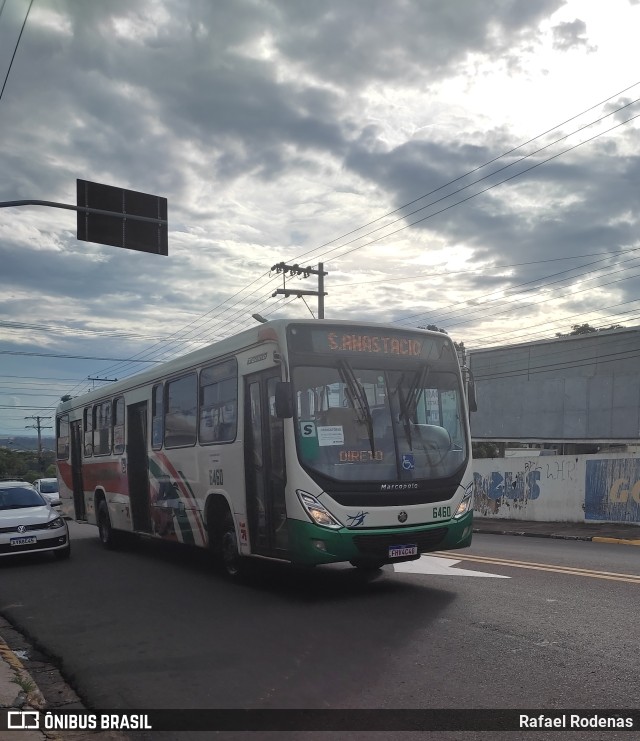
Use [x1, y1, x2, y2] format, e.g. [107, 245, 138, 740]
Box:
[393, 554, 510, 578]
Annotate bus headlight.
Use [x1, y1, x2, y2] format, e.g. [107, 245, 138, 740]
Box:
[296, 490, 343, 529]
[453, 490, 473, 519]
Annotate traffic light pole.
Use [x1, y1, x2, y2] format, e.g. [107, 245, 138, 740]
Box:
[0, 200, 167, 225]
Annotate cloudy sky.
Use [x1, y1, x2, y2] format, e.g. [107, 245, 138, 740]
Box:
[1, 0, 639, 436]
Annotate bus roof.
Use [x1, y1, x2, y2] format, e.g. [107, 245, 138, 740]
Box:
[55, 318, 451, 414]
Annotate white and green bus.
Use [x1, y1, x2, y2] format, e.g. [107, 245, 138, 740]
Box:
[56, 319, 474, 576]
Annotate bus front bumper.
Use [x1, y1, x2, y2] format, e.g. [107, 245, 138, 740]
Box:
[288, 511, 473, 566]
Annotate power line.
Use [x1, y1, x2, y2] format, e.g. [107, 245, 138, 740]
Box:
[80, 82, 640, 379]
[0, 0, 33, 105]
[289, 81, 640, 265]
[161, 93, 640, 351]
[42, 83, 640, 401]
[471, 342, 640, 382]
[0, 404, 57, 409]
[0, 319, 185, 342]
[0, 374, 86, 382]
[408, 253, 640, 330]
[0, 350, 162, 362]
[329, 111, 640, 270]
[0, 392, 63, 397]
[150, 91, 640, 357]
[467, 301, 640, 349]
[333, 247, 640, 288]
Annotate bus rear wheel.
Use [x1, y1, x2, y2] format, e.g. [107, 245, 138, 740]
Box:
[221, 512, 245, 579]
[98, 501, 118, 550]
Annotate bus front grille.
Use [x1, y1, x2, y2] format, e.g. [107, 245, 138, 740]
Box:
[353, 527, 448, 557]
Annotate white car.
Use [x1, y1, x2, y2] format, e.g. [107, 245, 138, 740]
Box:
[0, 481, 70, 560]
[33, 477, 62, 513]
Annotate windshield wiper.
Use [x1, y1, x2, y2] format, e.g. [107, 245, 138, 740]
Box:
[337, 360, 375, 455]
[396, 365, 430, 450]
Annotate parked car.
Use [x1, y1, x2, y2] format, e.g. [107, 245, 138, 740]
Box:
[0, 480, 70, 560]
[33, 477, 62, 513]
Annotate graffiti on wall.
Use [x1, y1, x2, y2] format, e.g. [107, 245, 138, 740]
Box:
[473, 458, 578, 516]
[585, 459, 640, 522]
[473, 460, 541, 515]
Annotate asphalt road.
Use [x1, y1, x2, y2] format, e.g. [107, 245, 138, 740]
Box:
[1, 522, 638, 741]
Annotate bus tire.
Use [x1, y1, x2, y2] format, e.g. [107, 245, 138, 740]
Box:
[98, 500, 118, 550]
[220, 511, 245, 579]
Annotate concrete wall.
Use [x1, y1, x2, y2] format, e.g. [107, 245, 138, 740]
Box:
[469, 327, 640, 441]
[473, 453, 640, 524]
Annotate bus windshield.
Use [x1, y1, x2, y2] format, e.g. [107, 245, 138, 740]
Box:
[292, 362, 467, 484]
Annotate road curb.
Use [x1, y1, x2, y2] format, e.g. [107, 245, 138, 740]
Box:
[0, 636, 65, 741]
[592, 537, 640, 546]
[473, 527, 640, 546]
[0, 636, 47, 711]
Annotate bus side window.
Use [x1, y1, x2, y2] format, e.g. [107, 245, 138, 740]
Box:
[199, 359, 238, 444]
[113, 397, 125, 455]
[152, 384, 163, 449]
[57, 414, 70, 460]
[164, 374, 197, 448]
[84, 407, 93, 457]
[93, 401, 112, 456]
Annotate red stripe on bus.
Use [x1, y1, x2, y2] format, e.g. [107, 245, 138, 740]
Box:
[156, 452, 206, 543]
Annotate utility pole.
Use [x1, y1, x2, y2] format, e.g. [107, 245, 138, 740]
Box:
[25, 415, 53, 474]
[88, 376, 118, 389]
[271, 262, 327, 318]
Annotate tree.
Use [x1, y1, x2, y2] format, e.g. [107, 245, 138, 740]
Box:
[419, 324, 447, 333]
[418, 324, 465, 351]
[0, 446, 56, 481]
[472, 442, 500, 459]
[556, 323, 623, 337]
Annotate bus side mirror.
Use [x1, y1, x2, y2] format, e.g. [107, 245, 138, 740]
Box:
[468, 382, 477, 413]
[462, 366, 478, 413]
[275, 382, 294, 418]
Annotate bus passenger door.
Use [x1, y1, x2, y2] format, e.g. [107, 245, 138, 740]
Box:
[70, 420, 86, 520]
[244, 371, 289, 557]
[127, 401, 152, 533]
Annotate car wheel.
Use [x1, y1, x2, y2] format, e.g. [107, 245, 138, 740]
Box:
[98, 500, 118, 549]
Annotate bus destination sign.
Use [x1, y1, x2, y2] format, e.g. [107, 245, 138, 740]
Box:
[288, 324, 453, 361]
[326, 332, 422, 356]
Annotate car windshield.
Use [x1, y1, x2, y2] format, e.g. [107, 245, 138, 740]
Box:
[0, 486, 46, 510]
[39, 480, 58, 494]
[292, 364, 467, 483]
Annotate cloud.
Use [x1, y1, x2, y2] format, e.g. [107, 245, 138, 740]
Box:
[1, 0, 640, 431]
[551, 19, 597, 52]
[274, 0, 565, 86]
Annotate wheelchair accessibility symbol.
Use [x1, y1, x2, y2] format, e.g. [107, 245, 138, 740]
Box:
[402, 454, 415, 470]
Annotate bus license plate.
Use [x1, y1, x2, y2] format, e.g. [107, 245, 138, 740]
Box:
[388, 544, 418, 559]
[10, 536, 37, 547]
